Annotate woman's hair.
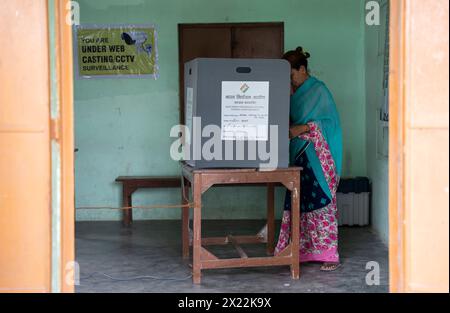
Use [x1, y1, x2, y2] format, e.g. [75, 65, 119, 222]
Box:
[283, 46, 311, 70]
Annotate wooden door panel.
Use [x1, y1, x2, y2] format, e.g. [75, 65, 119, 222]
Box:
[179, 26, 232, 124]
[232, 26, 284, 58]
[0, 135, 50, 292]
[0, 0, 51, 292]
[180, 27, 232, 63]
[0, 0, 49, 133]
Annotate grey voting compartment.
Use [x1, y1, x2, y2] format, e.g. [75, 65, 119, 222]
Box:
[184, 58, 290, 169]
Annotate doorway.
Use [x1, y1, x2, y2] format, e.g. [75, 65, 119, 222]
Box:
[1, 0, 448, 294]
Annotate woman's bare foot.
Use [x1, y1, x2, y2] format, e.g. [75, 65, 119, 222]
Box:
[320, 262, 341, 272]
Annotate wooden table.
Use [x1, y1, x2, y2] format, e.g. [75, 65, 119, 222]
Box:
[181, 163, 301, 284]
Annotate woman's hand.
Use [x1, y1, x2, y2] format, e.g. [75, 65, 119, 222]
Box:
[289, 124, 310, 139]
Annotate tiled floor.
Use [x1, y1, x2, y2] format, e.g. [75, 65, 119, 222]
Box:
[75, 220, 389, 293]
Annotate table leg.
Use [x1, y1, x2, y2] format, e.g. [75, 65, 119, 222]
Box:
[192, 174, 202, 284]
[266, 183, 275, 255]
[181, 177, 190, 259]
[291, 184, 300, 279]
[123, 186, 133, 227]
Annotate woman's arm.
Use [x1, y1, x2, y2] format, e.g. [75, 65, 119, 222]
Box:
[289, 124, 310, 139]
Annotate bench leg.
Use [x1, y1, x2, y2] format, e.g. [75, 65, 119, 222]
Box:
[182, 178, 190, 259]
[266, 183, 275, 255]
[123, 187, 133, 227]
[291, 185, 300, 279]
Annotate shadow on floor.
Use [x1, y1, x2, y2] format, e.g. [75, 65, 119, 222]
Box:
[75, 220, 389, 293]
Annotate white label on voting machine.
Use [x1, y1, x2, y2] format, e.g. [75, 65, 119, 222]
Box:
[221, 81, 269, 141]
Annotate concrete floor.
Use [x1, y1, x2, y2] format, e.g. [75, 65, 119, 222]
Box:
[75, 220, 389, 293]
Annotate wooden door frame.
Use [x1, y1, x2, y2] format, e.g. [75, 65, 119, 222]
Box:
[55, 2, 414, 292]
[53, 0, 75, 293]
[388, 0, 406, 293]
[388, 0, 450, 292]
[177, 22, 284, 124]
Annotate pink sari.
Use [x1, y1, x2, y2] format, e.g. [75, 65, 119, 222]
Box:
[275, 122, 340, 263]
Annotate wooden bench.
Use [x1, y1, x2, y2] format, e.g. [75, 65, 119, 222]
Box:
[115, 176, 181, 226]
[115, 176, 286, 226]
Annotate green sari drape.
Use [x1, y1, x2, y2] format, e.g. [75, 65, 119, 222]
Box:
[289, 76, 343, 200]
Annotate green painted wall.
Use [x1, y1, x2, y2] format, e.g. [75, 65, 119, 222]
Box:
[75, 0, 367, 221]
[364, 0, 389, 244]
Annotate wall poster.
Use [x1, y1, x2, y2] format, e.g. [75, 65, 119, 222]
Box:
[74, 24, 158, 79]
